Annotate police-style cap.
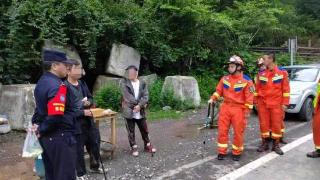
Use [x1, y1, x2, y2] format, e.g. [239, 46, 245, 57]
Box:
[42, 49, 75, 64]
[125, 65, 139, 71]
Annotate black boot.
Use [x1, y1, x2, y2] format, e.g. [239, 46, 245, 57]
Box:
[272, 139, 284, 155]
[232, 154, 241, 161]
[306, 150, 320, 158]
[217, 154, 226, 160]
[257, 138, 269, 152]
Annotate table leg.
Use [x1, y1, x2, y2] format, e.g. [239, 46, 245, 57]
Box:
[95, 119, 100, 129]
[111, 117, 116, 146]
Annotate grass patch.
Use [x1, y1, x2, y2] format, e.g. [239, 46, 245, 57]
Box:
[147, 110, 184, 121]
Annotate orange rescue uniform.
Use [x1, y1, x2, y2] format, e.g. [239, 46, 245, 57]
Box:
[211, 73, 254, 155]
[312, 82, 320, 150]
[255, 65, 290, 140]
[254, 75, 286, 137]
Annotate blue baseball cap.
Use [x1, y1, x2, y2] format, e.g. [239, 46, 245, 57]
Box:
[42, 49, 75, 64]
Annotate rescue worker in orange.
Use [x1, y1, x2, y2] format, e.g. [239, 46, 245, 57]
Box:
[208, 55, 254, 161]
[255, 53, 290, 155]
[254, 58, 287, 145]
[307, 81, 320, 158]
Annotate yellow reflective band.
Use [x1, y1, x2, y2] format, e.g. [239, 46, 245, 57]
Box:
[315, 146, 320, 150]
[213, 92, 220, 98]
[223, 80, 231, 87]
[261, 132, 270, 136]
[272, 75, 284, 81]
[254, 92, 258, 97]
[245, 104, 253, 109]
[313, 83, 320, 108]
[53, 103, 65, 107]
[259, 76, 268, 82]
[281, 129, 285, 133]
[234, 83, 247, 88]
[217, 143, 228, 148]
[272, 133, 282, 138]
[232, 144, 244, 150]
[283, 93, 290, 97]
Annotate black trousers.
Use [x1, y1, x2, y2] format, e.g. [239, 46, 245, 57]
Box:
[82, 125, 101, 169]
[39, 132, 77, 180]
[75, 134, 86, 177]
[75, 124, 101, 176]
[125, 118, 150, 147]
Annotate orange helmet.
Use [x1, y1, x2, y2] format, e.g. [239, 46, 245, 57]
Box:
[228, 55, 244, 66]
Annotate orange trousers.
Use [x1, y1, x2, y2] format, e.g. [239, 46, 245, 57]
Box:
[313, 107, 320, 150]
[217, 103, 247, 155]
[258, 101, 283, 139]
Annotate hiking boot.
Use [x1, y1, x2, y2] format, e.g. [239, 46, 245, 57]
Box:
[145, 142, 156, 153]
[217, 154, 226, 160]
[232, 154, 241, 161]
[89, 167, 105, 174]
[77, 175, 89, 180]
[131, 145, 139, 157]
[272, 139, 284, 155]
[306, 150, 320, 158]
[257, 138, 269, 152]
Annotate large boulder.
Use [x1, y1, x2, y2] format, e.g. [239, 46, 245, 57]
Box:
[65, 45, 82, 65]
[139, 74, 158, 87]
[44, 40, 82, 65]
[93, 74, 158, 94]
[105, 43, 141, 77]
[93, 75, 122, 94]
[162, 76, 201, 107]
[0, 84, 36, 130]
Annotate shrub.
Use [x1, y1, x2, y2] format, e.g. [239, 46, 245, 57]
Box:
[160, 86, 196, 111]
[147, 79, 163, 111]
[94, 78, 197, 113]
[193, 73, 218, 101]
[94, 84, 121, 112]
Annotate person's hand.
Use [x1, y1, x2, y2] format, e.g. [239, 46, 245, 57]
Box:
[30, 124, 41, 138]
[133, 105, 141, 113]
[83, 101, 91, 107]
[208, 99, 216, 104]
[30, 124, 38, 132]
[84, 110, 93, 117]
[282, 105, 288, 111]
[82, 97, 91, 107]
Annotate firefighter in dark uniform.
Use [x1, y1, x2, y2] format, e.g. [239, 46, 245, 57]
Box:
[31, 49, 92, 180]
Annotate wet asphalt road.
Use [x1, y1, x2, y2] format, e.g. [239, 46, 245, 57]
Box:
[89, 109, 312, 180]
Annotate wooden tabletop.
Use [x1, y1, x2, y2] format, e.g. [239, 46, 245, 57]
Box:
[91, 108, 118, 119]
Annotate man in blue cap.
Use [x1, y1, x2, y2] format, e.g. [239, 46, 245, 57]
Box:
[31, 49, 92, 180]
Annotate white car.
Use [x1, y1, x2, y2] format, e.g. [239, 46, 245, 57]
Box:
[283, 64, 320, 121]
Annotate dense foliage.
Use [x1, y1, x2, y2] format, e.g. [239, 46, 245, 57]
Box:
[0, 0, 319, 84]
[94, 79, 197, 112]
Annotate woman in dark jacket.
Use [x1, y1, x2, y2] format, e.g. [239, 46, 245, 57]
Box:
[121, 65, 156, 157]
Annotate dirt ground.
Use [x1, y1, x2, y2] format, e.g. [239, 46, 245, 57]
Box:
[0, 109, 309, 180]
[0, 131, 38, 180]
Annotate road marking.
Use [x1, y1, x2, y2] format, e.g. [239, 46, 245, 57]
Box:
[218, 133, 312, 180]
[155, 156, 216, 180]
[155, 122, 309, 179]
